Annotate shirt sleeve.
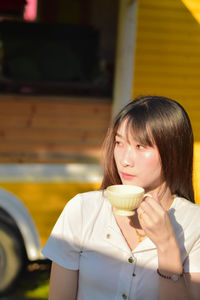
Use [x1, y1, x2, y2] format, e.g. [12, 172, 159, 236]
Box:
[42, 194, 83, 270]
[184, 234, 200, 273]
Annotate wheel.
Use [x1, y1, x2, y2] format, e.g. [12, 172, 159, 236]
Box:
[0, 222, 24, 294]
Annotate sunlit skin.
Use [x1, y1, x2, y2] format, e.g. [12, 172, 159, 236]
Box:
[113, 119, 175, 248]
[112, 120, 200, 299]
[113, 119, 186, 287]
[114, 125, 162, 194]
[113, 119, 170, 199]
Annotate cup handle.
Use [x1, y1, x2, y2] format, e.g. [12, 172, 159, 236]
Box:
[143, 193, 153, 199]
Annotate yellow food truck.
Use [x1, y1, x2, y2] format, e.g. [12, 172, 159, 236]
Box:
[0, 0, 200, 295]
[0, 162, 102, 293]
[0, 95, 110, 294]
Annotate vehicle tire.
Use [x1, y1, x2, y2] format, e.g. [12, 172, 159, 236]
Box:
[0, 222, 24, 294]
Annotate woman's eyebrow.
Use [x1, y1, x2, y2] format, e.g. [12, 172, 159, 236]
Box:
[115, 133, 122, 138]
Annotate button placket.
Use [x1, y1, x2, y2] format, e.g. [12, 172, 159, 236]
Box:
[128, 257, 134, 263]
[128, 254, 137, 276]
[118, 254, 137, 299]
[115, 252, 135, 300]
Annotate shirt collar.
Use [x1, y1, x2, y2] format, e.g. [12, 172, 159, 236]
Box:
[103, 196, 157, 254]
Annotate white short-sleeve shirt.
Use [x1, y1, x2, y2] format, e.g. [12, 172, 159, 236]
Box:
[42, 191, 200, 300]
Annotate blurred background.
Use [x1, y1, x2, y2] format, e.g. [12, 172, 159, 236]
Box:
[0, 0, 199, 298]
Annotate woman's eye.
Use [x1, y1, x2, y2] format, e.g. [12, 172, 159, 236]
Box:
[136, 144, 145, 149]
[115, 140, 122, 146]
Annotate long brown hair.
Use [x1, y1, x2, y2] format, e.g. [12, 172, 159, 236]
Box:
[100, 95, 194, 203]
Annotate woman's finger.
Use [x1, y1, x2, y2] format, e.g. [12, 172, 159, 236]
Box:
[140, 197, 163, 218]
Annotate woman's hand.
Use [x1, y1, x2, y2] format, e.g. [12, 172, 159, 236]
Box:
[137, 193, 176, 251]
[137, 192, 183, 273]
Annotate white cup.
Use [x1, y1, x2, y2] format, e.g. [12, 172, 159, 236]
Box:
[106, 184, 152, 216]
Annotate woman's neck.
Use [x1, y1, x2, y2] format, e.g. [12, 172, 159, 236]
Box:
[145, 182, 172, 210]
[156, 185, 173, 210]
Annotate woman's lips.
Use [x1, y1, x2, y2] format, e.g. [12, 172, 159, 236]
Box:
[121, 172, 135, 180]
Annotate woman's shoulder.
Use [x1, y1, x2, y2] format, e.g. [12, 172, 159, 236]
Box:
[65, 190, 106, 214]
[78, 189, 104, 200]
[174, 196, 200, 210]
[72, 189, 104, 203]
[62, 190, 109, 230]
[173, 196, 200, 224]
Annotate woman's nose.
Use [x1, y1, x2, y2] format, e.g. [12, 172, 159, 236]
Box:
[121, 146, 134, 167]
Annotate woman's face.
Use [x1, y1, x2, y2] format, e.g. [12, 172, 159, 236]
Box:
[114, 119, 164, 193]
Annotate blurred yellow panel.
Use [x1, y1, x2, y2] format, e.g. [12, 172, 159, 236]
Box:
[182, 0, 200, 23]
[133, 0, 200, 204]
[194, 142, 200, 205]
[0, 182, 100, 246]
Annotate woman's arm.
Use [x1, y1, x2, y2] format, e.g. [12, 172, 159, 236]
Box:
[157, 272, 200, 300]
[49, 262, 78, 300]
[184, 273, 200, 300]
[157, 237, 200, 300]
[138, 195, 200, 300]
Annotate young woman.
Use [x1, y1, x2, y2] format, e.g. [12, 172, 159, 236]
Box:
[42, 95, 200, 300]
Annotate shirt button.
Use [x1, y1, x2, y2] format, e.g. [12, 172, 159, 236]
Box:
[128, 257, 134, 263]
[122, 293, 128, 299]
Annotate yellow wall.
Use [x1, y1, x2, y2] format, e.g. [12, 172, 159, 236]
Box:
[133, 0, 200, 204]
